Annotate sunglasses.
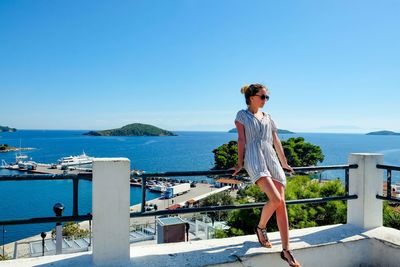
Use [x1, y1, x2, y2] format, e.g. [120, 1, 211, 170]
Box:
[254, 94, 270, 101]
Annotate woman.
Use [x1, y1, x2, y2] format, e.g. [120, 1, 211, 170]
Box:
[232, 83, 302, 267]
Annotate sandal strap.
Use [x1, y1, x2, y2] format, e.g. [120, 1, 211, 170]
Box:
[256, 226, 270, 241]
[283, 249, 296, 264]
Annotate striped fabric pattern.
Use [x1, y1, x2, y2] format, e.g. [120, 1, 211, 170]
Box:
[235, 109, 286, 186]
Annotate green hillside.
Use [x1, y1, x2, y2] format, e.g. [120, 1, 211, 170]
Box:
[0, 125, 16, 132]
[84, 123, 176, 136]
[366, 130, 400, 136]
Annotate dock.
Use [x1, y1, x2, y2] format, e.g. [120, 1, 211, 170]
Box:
[2, 164, 91, 175]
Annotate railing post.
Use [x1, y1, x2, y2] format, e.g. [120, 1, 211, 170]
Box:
[386, 170, 392, 197]
[92, 158, 130, 266]
[347, 153, 384, 229]
[141, 177, 146, 213]
[13, 241, 17, 259]
[72, 177, 79, 217]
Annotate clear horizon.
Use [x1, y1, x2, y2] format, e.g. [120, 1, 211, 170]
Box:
[3, 127, 399, 135]
[1, 1, 399, 133]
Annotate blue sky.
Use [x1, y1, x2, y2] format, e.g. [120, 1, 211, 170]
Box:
[1, 0, 399, 133]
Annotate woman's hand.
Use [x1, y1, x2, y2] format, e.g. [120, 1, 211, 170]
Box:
[232, 164, 243, 176]
[282, 163, 294, 174]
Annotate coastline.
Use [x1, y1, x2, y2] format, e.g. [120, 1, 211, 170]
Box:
[0, 148, 35, 153]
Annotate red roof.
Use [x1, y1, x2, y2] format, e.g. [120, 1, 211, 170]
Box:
[215, 178, 242, 184]
[187, 199, 197, 204]
[167, 204, 181, 210]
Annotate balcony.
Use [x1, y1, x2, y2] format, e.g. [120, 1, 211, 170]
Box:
[1, 153, 400, 266]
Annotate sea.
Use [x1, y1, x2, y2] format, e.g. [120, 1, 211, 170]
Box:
[1, 130, 400, 245]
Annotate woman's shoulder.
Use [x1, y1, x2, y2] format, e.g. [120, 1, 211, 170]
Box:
[235, 109, 248, 124]
[236, 109, 247, 116]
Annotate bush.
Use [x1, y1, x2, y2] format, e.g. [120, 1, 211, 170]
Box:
[383, 202, 400, 230]
[0, 254, 11, 261]
[223, 175, 347, 236]
[51, 222, 90, 239]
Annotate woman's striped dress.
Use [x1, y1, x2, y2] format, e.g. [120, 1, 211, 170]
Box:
[235, 109, 286, 186]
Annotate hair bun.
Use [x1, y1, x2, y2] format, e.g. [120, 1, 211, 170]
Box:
[240, 85, 249, 94]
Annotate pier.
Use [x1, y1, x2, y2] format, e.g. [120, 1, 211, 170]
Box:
[2, 164, 91, 175]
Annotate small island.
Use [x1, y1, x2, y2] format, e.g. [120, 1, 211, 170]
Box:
[228, 128, 294, 134]
[84, 123, 177, 137]
[0, 144, 35, 153]
[366, 130, 400, 136]
[0, 125, 16, 132]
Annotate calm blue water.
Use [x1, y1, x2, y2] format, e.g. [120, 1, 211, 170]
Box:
[1, 130, 400, 244]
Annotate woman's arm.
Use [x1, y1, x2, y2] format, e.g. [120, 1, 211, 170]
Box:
[232, 121, 246, 175]
[272, 131, 294, 173]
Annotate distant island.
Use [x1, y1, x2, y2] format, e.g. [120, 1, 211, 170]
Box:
[228, 128, 294, 134]
[0, 125, 16, 132]
[84, 123, 177, 136]
[366, 130, 400, 136]
[0, 144, 35, 152]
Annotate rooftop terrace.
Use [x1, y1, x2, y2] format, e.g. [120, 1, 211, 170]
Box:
[1, 153, 400, 266]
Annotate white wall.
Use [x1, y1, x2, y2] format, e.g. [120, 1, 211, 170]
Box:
[92, 158, 130, 266]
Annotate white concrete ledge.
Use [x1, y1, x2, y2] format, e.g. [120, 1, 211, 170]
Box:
[3, 224, 400, 267]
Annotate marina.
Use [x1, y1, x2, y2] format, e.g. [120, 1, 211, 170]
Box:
[0, 152, 94, 175]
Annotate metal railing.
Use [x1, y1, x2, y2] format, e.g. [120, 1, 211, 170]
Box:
[376, 164, 400, 203]
[130, 164, 359, 218]
[0, 164, 358, 226]
[0, 174, 92, 226]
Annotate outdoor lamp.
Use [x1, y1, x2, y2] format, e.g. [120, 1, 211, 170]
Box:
[52, 203, 64, 255]
[40, 232, 46, 256]
[53, 203, 64, 217]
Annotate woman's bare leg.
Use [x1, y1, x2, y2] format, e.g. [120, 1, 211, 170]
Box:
[273, 180, 301, 266]
[255, 177, 282, 228]
[273, 180, 289, 249]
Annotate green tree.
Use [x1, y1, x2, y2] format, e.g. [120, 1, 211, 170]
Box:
[281, 137, 324, 167]
[212, 141, 238, 170]
[211, 137, 324, 170]
[200, 192, 234, 223]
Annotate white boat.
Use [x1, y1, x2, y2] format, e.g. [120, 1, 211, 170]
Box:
[58, 151, 93, 170]
[18, 160, 37, 170]
[13, 152, 37, 170]
[15, 153, 28, 164]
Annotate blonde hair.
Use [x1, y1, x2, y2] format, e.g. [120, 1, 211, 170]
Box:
[241, 83, 268, 105]
[240, 85, 250, 94]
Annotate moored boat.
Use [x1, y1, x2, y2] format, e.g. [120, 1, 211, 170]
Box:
[58, 151, 93, 170]
[18, 160, 37, 170]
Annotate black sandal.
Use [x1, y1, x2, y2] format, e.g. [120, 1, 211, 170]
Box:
[280, 249, 302, 267]
[254, 225, 272, 248]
